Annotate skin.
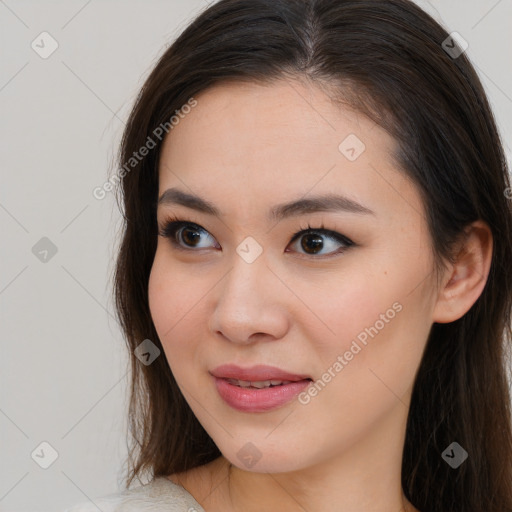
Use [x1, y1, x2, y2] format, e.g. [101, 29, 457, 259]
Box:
[148, 78, 493, 512]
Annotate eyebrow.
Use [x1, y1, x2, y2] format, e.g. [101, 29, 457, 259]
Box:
[157, 187, 375, 221]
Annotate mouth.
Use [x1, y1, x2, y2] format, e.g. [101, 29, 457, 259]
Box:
[209, 364, 314, 412]
[224, 378, 313, 388]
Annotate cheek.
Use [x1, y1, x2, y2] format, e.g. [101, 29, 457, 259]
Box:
[299, 266, 386, 353]
[147, 254, 204, 363]
[308, 243, 432, 384]
[314, 300, 428, 445]
[148, 246, 208, 326]
[148, 257, 177, 337]
[301, 286, 427, 449]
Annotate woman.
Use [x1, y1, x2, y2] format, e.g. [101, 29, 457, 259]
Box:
[65, 0, 512, 510]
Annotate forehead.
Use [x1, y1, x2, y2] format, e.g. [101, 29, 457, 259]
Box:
[157, 79, 423, 226]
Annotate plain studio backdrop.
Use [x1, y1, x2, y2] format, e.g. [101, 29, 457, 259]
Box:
[0, 1, 511, 511]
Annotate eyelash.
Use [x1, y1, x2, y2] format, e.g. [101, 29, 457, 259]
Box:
[157, 214, 355, 258]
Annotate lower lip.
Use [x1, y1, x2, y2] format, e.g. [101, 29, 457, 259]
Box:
[213, 376, 312, 412]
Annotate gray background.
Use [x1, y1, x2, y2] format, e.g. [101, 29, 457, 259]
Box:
[1, 1, 511, 511]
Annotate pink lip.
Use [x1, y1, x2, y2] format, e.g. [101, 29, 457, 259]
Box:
[209, 364, 311, 382]
[209, 364, 313, 412]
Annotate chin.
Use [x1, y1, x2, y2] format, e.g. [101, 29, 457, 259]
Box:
[221, 444, 310, 474]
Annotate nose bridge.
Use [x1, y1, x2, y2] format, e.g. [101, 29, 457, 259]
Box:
[221, 247, 268, 312]
[210, 247, 287, 343]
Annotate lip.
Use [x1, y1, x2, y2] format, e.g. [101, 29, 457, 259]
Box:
[209, 364, 311, 382]
[209, 364, 313, 413]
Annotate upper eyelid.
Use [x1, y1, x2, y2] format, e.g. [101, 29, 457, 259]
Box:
[160, 219, 339, 237]
[159, 218, 353, 248]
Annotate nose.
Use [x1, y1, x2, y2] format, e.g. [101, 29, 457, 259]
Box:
[209, 252, 289, 345]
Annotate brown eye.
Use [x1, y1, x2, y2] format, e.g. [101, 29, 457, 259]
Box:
[179, 226, 202, 247]
[159, 220, 219, 250]
[287, 227, 353, 258]
[300, 233, 324, 254]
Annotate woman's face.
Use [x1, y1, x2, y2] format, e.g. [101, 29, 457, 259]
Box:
[148, 79, 442, 473]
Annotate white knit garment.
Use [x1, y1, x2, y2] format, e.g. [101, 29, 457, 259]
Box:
[62, 477, 206, 512]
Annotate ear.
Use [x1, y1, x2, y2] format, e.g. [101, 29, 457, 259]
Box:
[432, 220, 493, 324]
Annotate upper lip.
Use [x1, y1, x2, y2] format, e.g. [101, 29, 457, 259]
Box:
[210, 364, 312, 382]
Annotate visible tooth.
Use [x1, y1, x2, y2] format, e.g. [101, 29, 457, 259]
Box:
[226, 378, 296, 388]
[226, 378, 252, 387]
[251, 380, 272, 388]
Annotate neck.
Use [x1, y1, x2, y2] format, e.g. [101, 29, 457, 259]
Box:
[204, 400, 419, 512]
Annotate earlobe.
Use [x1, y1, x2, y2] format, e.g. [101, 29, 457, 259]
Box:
[432, 220, 493, 324]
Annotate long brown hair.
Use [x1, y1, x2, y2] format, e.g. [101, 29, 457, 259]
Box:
[111, 0, 512, 509]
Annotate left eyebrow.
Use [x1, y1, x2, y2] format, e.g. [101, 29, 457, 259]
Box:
[269, 194, 375, 221]
[157, 187, 376, 221]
